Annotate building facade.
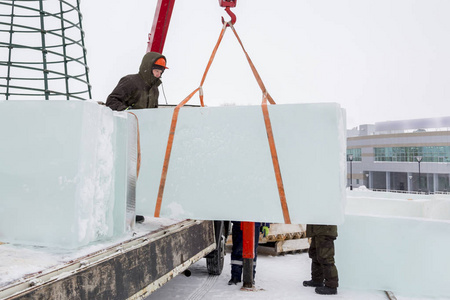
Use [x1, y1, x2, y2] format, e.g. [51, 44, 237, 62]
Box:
[347, 117, 450, 193]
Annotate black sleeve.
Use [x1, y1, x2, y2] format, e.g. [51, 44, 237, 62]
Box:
[105, 76, 135, 111]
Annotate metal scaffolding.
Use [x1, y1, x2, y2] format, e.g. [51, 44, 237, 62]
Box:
[0, 0, 91, 100]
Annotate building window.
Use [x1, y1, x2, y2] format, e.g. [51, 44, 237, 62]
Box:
[374, 146, 450, 162]
[347, 148, 362, 161]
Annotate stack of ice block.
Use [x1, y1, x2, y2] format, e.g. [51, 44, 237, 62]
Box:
[0, 101, 137, 248]
[0, 101, 346, 248]
[134, 103, 347, 224]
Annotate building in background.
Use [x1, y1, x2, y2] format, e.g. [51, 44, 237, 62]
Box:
[347, 117, 450, 194]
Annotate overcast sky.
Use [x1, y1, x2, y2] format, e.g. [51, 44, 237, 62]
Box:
[82, 0, 450, 129]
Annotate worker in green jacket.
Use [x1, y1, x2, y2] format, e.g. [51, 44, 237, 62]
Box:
[106, 52, 168, 111]
[303, 224, 339, 295]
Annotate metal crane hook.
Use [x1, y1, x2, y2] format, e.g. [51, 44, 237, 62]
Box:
[221, 6, 236, 26]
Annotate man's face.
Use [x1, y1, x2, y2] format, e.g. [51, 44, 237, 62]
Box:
[152, 69, 163, 78]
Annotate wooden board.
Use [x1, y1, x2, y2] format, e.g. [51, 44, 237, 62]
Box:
[260, 223, 305, 243]
[258, 238, 310, 255]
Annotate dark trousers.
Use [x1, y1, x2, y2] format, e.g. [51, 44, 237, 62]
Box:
[230, 221, 260, 280]
[309, 235, 339, 288]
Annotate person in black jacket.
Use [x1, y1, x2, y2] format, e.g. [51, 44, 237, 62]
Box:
[106, 52, 167, 111]
[106, 52, 168, 223]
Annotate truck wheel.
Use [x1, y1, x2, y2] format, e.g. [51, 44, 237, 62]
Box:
[206, 230, 225, 275]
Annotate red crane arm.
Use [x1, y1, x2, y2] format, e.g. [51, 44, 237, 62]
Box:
[147, 0, 176, 54]
[147, 0, 238, 54]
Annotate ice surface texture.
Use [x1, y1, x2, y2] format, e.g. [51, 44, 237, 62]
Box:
[336, 190, 450, 298]
[0, 101, 137, 248]
[0, 101, 345, 248]
[134, 103, 347, 224]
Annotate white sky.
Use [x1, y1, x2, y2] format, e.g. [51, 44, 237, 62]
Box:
[82, 0, 450, 129]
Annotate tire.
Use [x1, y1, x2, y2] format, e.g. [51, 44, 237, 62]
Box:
[206, 229, 225, 275]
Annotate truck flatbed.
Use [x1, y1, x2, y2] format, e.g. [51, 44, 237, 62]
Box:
[0, 218, 216, 300]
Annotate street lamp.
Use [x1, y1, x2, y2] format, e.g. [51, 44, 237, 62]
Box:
[365, 173, 369, 189]
[348, 154, 353, 190]
[416, 156, 422, 192]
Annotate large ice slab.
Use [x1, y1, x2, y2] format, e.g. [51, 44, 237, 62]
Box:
[336, 190, 450, 297]
[0, 101, 345, 248]
[0, 101, 137, 248]
[134, 103, 346, 224]
[112, 111, 138, 235]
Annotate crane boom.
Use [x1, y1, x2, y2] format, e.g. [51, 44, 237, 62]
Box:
[147, 0, 238, 53]
[147, 0, 176, 53]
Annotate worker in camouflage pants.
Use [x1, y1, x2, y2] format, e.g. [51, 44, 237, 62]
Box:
[303, 224, 339, 295]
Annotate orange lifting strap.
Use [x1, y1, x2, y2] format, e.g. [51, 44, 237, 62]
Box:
[154, 21, 291, 224]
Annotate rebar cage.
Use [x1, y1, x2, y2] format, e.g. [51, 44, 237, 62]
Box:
[0, 0, 91, 100]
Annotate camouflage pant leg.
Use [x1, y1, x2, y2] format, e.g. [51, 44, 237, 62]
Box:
[316, 235, 339, 288]
[308, 237, 323, 282]
[309, 235, 339, 288]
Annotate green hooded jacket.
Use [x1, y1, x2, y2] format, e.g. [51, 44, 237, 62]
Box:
[106, 52, 166, 111]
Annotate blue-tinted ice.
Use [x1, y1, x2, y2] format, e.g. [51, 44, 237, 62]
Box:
[0, 101, 137, 248]
[337, 190, 450, 298]
[133, 103, 347, 224]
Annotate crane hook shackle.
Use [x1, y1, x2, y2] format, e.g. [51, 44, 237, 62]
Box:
[221, 7, 236, 26]
[219, 0, 237, 26]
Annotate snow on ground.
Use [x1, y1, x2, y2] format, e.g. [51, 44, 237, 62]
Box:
[145, 249, 444, 300]
[2, 215, 450, 299]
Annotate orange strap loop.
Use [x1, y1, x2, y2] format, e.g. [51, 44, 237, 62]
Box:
[227, 22, 290, 223]
[154, 21, 291, 224]
[261, 95, 291, 224]
[155, 23, 229, 217]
